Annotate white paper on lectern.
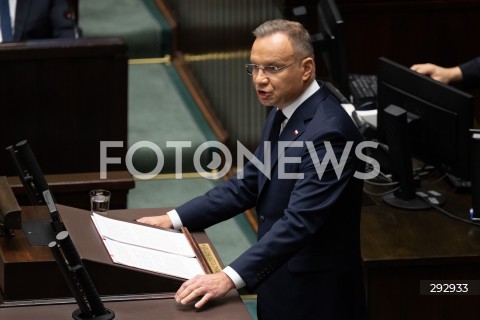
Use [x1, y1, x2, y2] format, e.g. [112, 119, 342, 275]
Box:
[102, 238, 205, 279]
[91, 214, 205, 280]
[91, 213, 195, 257]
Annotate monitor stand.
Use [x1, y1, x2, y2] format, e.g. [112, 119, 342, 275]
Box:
[383, 188, 445, 210]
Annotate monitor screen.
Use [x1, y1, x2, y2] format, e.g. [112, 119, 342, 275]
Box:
[278, 0, 350, 97]
[377, 57, 474, 182]
[315, 0, 350, 97]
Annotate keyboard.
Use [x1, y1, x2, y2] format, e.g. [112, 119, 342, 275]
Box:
[349, 74, 377, 106]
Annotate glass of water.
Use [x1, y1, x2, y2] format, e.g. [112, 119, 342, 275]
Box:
[90, 189, 111, 215]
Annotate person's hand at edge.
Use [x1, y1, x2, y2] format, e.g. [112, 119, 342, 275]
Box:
[175, 272, 235, 308]
[136, 215, 173, 229]
[410, 63, 463, 84]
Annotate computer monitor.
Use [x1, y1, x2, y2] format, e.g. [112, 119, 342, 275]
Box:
[277, 0, 350, 97]
[376, 57, 474, 209]
[314, 0, 350, 97]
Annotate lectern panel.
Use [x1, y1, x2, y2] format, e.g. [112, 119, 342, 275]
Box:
[0, 205, 222, 302]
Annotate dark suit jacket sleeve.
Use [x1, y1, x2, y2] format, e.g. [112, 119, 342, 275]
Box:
[175, 151, 262, 231]
[14, 0, 78, 41]
[459, 57, 480, 88]
[49, 0, 79, 38]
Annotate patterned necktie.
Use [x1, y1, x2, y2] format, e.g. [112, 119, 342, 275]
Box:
[0, 0, 13, 42]
[269, 109, 286, 146]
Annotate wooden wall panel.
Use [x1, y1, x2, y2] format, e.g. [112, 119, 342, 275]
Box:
[0, 38, 128, 176]
[338, 0, 480, 73]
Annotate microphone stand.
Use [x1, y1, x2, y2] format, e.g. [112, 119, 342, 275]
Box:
[49, 231, 115, 320]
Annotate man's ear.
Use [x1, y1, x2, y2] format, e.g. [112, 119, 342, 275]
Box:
[302, 58, 315, 80]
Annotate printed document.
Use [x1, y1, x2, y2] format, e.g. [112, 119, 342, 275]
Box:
[92, 213, 205, 279]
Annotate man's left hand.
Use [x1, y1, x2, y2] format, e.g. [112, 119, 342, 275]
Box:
[175, 272, 235, 308]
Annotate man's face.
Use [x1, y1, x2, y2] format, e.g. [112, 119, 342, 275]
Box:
[249, 33, 311, 109]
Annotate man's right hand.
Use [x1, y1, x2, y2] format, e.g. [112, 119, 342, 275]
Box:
[136, 215, 173, 229]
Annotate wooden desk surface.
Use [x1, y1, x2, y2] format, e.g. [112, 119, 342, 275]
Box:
[362, 175, 480, 265]
[7, 171, 135, 210]
[0, 293, 249, 320]
[361, 174, 480, 320]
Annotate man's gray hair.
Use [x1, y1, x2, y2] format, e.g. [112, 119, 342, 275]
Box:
[253, 19, 314, 59]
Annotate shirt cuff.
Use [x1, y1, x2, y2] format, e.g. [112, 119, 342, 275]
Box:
[166, 209, 183, 230]
[223, 266, 246, 289]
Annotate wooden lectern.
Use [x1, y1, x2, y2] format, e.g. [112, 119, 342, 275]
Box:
[0, 204, 223, 301]
[0, 38, 128, 177]
[0, 203, 251, 319]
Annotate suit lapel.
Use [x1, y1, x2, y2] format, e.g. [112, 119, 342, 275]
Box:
[258, 83, 329, 193]
[13, 0, 32, 41]
[270, 114, 306, 168]
[257, 82, 330, 193]
[257, 111, 276, 191]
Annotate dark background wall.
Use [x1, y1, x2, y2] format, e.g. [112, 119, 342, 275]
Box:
[165, 0, 480, 151]
[339, 0, 480, 74]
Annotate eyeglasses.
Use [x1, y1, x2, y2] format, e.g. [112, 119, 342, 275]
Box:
[245, 56, 309, 76]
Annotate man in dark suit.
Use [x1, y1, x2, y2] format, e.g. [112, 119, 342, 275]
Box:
[138, 19, 367, 320]
[0, 0, 78, 42]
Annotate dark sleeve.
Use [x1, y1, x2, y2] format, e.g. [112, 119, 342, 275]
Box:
[175, 149, 261, 231]
[176, 110, 276, 230]
[50, 0, 81, 38]
[459, 57, 480, 88]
